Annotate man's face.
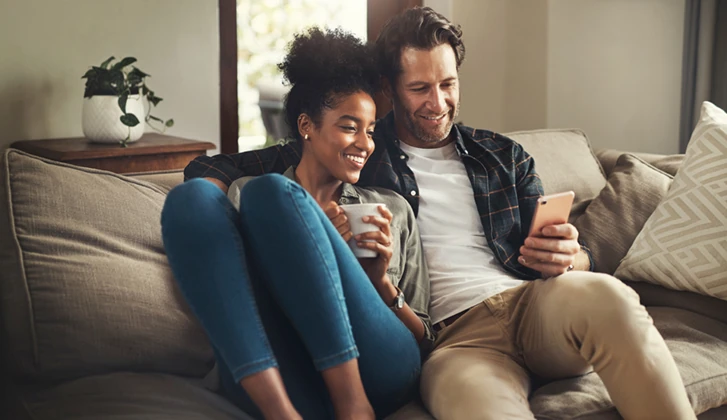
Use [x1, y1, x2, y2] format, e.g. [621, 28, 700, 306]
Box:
[391, 43, 460, 149]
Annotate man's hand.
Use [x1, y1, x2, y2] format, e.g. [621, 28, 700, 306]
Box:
[518, 223, 586, 278]
[323, 202, 353, 242]
[354, 205, 394, 288]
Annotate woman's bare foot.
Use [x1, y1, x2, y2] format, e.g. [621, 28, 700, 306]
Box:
[261, 404, 303, 420]
[334, 403, 375, 420]
[239, 368, 302, 420]
[321, 360, 376, 420]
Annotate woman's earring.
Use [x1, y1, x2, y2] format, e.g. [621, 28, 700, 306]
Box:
[304, 134, 309, 140]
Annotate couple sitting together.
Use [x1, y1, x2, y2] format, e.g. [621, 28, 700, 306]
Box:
[161, 7, 696, 420]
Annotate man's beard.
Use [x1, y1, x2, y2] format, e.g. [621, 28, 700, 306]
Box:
[399, 100, 460, 144]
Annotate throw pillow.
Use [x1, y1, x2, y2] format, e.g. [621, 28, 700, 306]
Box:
[575, 154, 673, 274]
[0, 149, 213, 382]
[615, 102, 727, 300]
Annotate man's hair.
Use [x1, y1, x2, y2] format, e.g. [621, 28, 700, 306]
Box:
[278, 27, 378, 141]
[375, 7, 465, 84]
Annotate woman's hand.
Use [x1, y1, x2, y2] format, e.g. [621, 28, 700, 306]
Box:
[355, 205, 394, 288]
[323, 202, 353, 242]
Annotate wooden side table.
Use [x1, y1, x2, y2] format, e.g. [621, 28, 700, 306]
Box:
[10, 134, 216, 174]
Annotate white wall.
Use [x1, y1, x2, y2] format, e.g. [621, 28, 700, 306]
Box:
[547, 0, 685, 154]
[453, 0, 510, 131]
[0, 0, 220, 151]
[454, 0, 685, 154]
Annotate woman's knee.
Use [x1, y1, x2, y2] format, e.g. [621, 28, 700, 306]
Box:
[161, 178, 230, 233]
[240, 173, 293, 203]
[239, 174, 308, 221]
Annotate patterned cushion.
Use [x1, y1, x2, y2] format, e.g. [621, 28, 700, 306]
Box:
[615, 102, 727, 300]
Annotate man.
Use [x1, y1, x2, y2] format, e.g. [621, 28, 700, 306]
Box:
[185, 7, 695, 419]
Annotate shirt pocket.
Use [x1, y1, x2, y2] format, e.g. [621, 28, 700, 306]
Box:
[386, 226, 402, 280]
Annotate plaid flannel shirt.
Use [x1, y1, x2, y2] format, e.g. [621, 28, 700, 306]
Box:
[185, 112, 595, 279]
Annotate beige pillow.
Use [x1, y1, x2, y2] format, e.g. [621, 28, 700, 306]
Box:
[575, 154, 673, 274]
[507, 128, 607, 222]
[615, 102, 727, 300]
[0, 150, 213, 382]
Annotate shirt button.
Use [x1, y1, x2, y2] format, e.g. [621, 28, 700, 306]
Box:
[410, 190, 417, 197]
[399, 154, 406, 160]
[340, 198, 349, 204]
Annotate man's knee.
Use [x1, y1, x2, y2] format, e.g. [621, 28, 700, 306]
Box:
[552, 272, 644, 328]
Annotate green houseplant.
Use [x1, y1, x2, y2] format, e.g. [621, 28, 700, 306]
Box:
[81, 56, 174, 147]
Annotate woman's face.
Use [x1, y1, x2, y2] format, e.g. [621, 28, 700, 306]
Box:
[305, 91, 376, 184]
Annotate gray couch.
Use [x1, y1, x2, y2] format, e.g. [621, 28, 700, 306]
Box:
[2, 128, 726, 419]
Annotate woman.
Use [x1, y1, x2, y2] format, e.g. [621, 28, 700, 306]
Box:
[161, 28, 433, 420]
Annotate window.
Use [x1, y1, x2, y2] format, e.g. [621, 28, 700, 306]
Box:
[237, 0, 367, 151]
[219, 0, 422, 154]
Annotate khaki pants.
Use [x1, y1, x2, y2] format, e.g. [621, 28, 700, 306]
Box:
[420, 272, 695, 420]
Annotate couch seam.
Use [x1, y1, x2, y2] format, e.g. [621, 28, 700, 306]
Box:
[684, 371, 727, 388]
[3, 150, 40, 368]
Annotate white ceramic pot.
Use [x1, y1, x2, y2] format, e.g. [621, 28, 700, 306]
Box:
[82, 95, 145, 143]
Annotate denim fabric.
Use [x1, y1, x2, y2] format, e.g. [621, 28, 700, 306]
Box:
[161, 175, 420, 419]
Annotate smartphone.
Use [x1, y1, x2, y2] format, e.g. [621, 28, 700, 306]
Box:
[528, 191, 575, 237]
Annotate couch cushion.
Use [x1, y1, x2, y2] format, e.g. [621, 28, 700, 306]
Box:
[615, 102, 727, 300]
[575, 154, 673, 274]
[0, 149, 213, 382]
[530, 307, 727, 418]
[596, 149, 685, 178]
[507, 129, 607, 222]
[22, 372, 251, 419]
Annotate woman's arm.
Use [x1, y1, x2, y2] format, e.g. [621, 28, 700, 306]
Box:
[370, 274, 426, 342]
[356, 197, 434, 353]
[393, 201, 435, 353]
[326, 198, 434, 351]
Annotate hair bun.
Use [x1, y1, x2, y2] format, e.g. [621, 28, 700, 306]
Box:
[279, 27, 377, 88]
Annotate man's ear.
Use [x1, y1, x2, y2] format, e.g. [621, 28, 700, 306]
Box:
[381, 76, 395, 103]
[297, 114, 313, 139]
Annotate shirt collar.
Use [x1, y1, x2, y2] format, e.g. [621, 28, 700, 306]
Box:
[283, 166, 359, 202]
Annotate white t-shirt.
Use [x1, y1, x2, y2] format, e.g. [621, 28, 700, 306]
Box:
[399, 141, 524, 324]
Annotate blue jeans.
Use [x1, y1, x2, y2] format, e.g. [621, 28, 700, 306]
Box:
[160, 175, 420, 419]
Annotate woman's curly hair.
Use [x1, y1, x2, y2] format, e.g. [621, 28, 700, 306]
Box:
[278, 27, 379, 141]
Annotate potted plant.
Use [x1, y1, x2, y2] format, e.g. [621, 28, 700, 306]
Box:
[81, 56, 174, 147]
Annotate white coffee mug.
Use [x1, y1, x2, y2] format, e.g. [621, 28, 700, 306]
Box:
[339, 203, 385, 258]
